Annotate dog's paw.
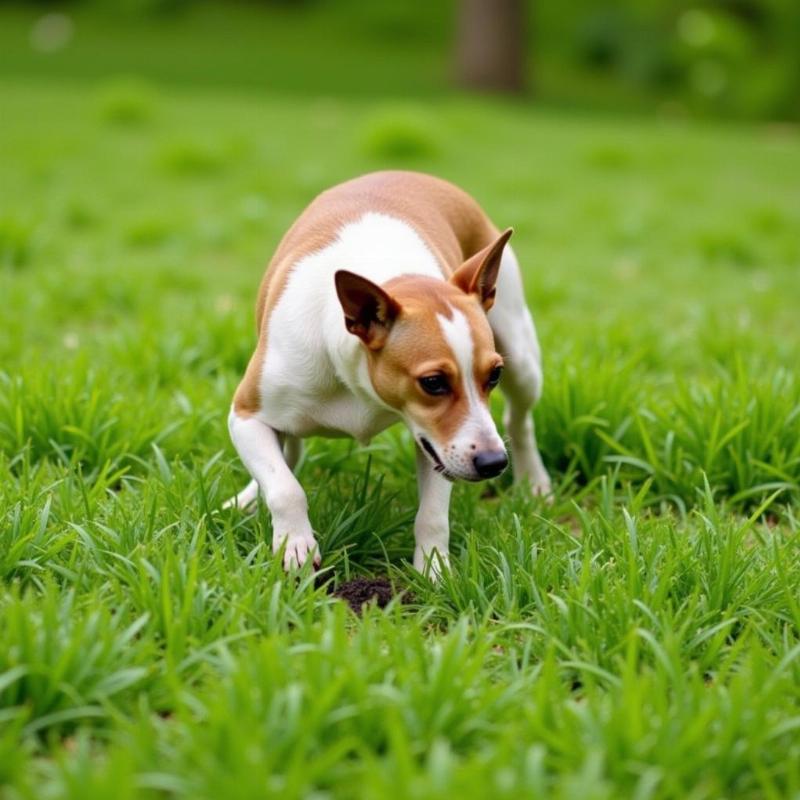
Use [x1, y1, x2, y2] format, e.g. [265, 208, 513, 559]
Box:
[530, 475, 553, 500]
[275, 531, 321, 571]
[413, 546, 450, 581]
[521, 468, 553, 504]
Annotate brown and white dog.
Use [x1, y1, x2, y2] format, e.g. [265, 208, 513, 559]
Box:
[225, 171, 550, 574]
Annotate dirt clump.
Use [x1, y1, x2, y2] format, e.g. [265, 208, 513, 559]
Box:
[331, 576, 410, 614]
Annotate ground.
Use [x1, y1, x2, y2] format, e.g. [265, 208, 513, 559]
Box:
[1, 43, 800, 800]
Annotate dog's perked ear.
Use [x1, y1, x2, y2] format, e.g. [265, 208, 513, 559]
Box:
[334, 270, 400, 350]
[450, 228, 513, 312]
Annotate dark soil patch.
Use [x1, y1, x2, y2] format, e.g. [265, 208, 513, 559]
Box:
[331, 576, 411, 615]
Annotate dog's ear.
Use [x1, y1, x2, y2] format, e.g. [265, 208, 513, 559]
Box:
[335, 270, 400, 350]
[450, 228, 513, 312]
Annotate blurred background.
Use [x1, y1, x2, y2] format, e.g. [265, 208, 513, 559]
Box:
[1, 0, 798, 121]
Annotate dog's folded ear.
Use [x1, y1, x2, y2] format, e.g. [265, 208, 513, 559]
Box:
[450, 228, 512, 312]
[335, 270, 400, 350]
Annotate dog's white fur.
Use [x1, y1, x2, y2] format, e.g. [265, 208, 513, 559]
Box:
[226, 194, 550, 575]
[435, 309, 506, 477]
[256, 214, 437, 441]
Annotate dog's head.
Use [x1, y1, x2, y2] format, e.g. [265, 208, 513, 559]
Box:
[335, 229, 511, 481]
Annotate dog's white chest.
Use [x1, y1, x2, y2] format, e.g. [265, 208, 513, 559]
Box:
[256, 213, 442, 442]
[258, 380, 396, 442]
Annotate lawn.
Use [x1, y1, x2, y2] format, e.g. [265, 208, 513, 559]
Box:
[2, 32, 800, 800]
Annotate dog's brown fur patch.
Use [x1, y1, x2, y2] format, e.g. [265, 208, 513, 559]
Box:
[362, 275, 501, 444]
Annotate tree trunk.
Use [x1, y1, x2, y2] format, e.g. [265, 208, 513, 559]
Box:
[455, 0, 527, 94]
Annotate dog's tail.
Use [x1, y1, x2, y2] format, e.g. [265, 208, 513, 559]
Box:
[222, 479, 259, 512]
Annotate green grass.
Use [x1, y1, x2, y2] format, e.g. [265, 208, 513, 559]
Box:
[1, 58, 800, 799]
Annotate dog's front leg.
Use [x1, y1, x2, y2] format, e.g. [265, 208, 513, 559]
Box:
[228, 409, 320, 570]
[413, 445, 453, 577]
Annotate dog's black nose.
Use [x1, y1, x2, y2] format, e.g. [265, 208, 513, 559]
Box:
[473, 450, 508, 479]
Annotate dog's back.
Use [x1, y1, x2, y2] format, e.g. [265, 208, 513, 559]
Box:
[255, 170, 499, 332]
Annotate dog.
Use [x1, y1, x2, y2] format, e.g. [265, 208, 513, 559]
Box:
[224, 171, 550, 574]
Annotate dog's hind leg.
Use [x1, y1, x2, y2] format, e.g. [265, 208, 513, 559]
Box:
[222, 478, 259, 512]
[488, 244, 552, 497]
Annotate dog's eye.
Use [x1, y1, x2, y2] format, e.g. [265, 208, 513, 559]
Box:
[419, 374, 450, 396]
[487, 365, 503, 389]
